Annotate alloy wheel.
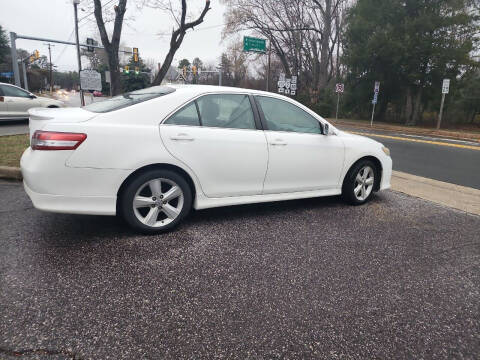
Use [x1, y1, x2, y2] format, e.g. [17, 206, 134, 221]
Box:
[354, 165, 374, 201]
[132, 178, 184, 228]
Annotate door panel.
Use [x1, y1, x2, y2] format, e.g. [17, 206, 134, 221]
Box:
[263, 131, 344, 193]
[160, 125, 268, 197]
[255, 95, 345, 194]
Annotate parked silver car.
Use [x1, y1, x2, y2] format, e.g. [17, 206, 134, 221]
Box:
[0, 82, 64, 121]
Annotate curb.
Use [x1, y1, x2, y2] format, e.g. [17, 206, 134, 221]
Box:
[0, 166, 22, 181]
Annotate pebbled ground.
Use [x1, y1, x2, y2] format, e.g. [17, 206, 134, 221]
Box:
[0, 180, 479, 359]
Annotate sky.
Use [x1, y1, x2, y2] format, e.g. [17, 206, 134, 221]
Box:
[0, 0, 230, 72]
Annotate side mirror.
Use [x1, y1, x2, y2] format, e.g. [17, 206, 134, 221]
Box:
[29, 94, 37, 99]
[323, 123, 330, 135]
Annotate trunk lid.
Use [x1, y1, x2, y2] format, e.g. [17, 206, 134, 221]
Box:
[28, 107, 97, 140]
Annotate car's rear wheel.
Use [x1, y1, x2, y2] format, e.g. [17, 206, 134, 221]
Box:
[342, 160, 377, 205]
[120, 169, 192, 234]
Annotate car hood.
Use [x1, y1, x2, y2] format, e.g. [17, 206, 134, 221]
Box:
[336, 129, 383, 146]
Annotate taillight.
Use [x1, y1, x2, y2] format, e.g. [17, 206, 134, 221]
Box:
[31, 131, 87, 150]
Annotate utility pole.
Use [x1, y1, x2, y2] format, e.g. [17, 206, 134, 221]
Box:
[10, 32, 21, 87]
[21, 60, 29, 92]
[44, 43, 54, 94]
[266, 37, 271, 92]
[73, 0, 85, 106]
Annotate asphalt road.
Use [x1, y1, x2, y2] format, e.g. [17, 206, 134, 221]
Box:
[337, 125, 480, 190]
[1, 180, 479, 359]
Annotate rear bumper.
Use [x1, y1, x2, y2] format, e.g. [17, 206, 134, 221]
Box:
[24, 181, 116, 215]
[21, 147, 130, 215]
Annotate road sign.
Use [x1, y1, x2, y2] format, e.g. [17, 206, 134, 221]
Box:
[374, 81, 380, 93]
[80, 69, 102, 91]
[105, 71, 111, 83]
[442, 79, 450, 94]
[0, 72, 13, 78]
[372, 93, 378, 104]
[335, 83, 344, 93]
[277, 74, 297, 96]
[243, 36, 267, 53]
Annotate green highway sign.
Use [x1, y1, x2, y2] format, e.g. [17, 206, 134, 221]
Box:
[243, 36, 267, 53]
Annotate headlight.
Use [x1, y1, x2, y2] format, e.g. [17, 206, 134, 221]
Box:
[382, 146, 390, 156]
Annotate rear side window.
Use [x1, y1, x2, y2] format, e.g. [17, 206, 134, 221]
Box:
[164, 102, 200, 126]
[197, 94, 255, 130]
[83, 86, 175, 113]
[1, 85, 30, 98]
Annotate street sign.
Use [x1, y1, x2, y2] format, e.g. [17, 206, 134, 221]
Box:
[374, 81, 380, 93]
[80, 69, 102, 91]
[442, 79, 450, 94]
[335, 83, 344, 93]
[243, 36, 267, 53]
[105, 71, 111, 84]
[372, 93, 378, 104]
[277, 74, 297, 96]
[0, 72, 14, 78]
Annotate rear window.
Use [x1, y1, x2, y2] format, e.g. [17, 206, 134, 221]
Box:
[83, 86, 175, 113]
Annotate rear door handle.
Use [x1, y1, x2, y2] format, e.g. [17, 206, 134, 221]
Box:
[170, 133, 194, 141]
[270, 139, 287, 146]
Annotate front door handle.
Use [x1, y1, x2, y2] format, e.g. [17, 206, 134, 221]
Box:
[170, 133, 194, 141]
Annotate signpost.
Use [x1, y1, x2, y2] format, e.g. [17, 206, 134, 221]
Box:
[277, 73, 297, 96]
[370, 81, 380, 126]
[243, 36, 266, 53]
[436, 78, 450, 129]
[243, 36, 271, 91]
[335, 83, 344, 121]
[80, 69, 102, 91]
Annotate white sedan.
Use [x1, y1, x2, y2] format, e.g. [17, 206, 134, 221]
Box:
[21, 85, 392, 233]
[0, 82, 64, 120]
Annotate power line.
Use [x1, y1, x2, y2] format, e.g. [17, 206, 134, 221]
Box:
[78, 0, 116, 23]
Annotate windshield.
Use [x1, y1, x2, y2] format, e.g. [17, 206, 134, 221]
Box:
[83, 86, 176, 113]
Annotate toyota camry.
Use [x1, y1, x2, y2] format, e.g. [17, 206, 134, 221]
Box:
[21, 85, 392, 233]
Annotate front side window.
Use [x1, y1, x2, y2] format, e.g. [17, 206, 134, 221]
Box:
[1, 85, 30, 98]
[164, 102, 200, 126]
[196, 94, 256, 130]
[256, 96, 322, 134]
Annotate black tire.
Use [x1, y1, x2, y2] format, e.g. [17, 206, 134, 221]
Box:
[342, 159, 378, 205]
[120, 169, 192, 234]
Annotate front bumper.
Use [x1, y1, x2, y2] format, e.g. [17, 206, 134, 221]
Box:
[379, 155, 392, 190]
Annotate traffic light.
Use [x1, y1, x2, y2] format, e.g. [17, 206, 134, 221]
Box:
[135, 66, 139, 75]
[192, 65, 197, 76]
[124, 65, 130, 74]
[182, 66, 187, 78]
[133, 48, 139, 63]
[34, 50, 40, 59]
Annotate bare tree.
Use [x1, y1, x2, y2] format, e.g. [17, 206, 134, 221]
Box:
[149, 0, 212, 85]
[93, 0, 127, 95]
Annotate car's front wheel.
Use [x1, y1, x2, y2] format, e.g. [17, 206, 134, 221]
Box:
[342, 160, 377, 205]
[120, 169, 192, 234]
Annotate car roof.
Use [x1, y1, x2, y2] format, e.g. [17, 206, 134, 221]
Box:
[167, 84, 284, 98]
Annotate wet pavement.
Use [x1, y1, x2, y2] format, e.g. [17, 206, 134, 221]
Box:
[1, 180, 479, 359]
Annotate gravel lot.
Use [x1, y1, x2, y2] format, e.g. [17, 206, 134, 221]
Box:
[1, 180, 479, 359]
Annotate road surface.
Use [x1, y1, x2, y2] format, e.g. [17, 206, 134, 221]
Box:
[0, 180, 478, 358]
[336, 124, 480, 190]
